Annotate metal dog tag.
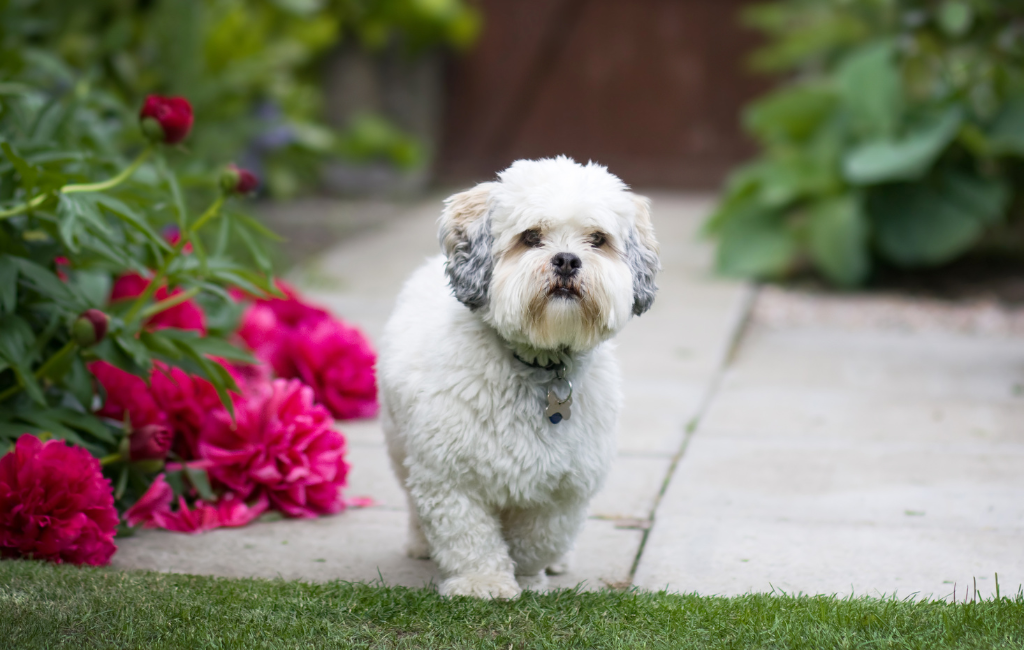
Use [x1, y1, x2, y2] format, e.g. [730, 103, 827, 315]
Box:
[544, 375, 573, 424]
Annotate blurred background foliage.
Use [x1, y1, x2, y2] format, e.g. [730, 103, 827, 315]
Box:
[707, 0, 1024, 287]
[0, 0, 480, 197]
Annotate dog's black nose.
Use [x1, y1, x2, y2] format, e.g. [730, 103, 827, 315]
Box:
[551, 252, 582, 277]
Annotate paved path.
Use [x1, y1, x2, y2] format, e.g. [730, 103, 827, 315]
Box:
[112, 194, 1024, 600]
[634, 288, 1024, 600]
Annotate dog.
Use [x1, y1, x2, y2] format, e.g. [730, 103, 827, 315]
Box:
[378, 156, 659, 598]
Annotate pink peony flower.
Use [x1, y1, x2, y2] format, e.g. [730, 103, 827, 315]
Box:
[139, 95, 193, 144]
[124, 472, 174, 527]
[125, 474, 268, 533]
[90, 360, 229, 461]
[292, 318, 378, 420]
[199, 379, 349, 518]
[220, 163, 259, 195]
[236, 283, 378, 419]
[0, 435, 118, 566]
[90, 360, 166, 429]
[236, 281, 331, 378]
[111, 273, 206, 333]
[150, 362, 227, 459]
[71, 309, 109, 347]
[129, 423, 173, 461]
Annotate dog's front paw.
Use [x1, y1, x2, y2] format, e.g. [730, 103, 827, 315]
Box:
[405, 537, 431, 560]
[546, 551, 573, 575]
[516, 572, 549, 592]
[440, 573, 521, 599]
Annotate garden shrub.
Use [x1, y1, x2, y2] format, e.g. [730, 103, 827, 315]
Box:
[0, 53, 277, 508]
[0, 0, 480, 197]
[707, 0, 1024, 286]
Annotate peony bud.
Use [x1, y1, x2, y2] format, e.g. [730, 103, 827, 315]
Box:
[139, 95, 194, 144]
[219, 163, 259, 195]
[129, 423, 173, 462]
[71, 309, 109, 347]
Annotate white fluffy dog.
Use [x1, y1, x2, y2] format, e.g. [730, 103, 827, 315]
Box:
[378, 156, 659, 599]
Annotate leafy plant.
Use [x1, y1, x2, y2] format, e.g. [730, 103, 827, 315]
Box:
[707, 0, 1024, 286]
[0, 0, 480, 197]
[0, 55, 278, 514]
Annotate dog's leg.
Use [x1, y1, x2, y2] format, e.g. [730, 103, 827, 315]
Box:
[502, 503, 587, 583]
[404, 500, 431, 559]
[546, 549, 574, 575]
[414, 486, 520, 599]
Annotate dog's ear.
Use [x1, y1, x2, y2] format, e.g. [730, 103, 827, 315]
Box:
[438, 183, 496, 311]
[626, 194, 660, 316]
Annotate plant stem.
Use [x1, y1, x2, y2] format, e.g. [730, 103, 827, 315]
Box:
[123, 193, 225, 324]
[0, 146, 152, 220]
[188, 194, 225, 235]
[140, 287, 200, 320]
[33, 340, 77, 381]
[100, 453, 122, 467]
[0, 340, 78, 403]
[62, 147, 152, 194]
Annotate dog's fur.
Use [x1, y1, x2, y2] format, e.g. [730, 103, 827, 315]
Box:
[378, 157, 659, 598]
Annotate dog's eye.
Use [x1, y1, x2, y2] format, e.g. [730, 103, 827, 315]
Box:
[589, 232, 607, 248]
[520, 229, 542, 248]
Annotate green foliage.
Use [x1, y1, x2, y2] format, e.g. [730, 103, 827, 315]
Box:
[0, 0, 480, 197]
[4, 560, 1024, 649]
[0, 53, 276, 509]
[709, 0, 1024, 286]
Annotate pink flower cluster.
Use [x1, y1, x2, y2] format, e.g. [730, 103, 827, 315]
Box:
[0, 436, 118, 566]
[0, 274, 377, 564]
[94, 361, 352, 532]
[96, 280, 372, 535]
[236, 282, 378, 420]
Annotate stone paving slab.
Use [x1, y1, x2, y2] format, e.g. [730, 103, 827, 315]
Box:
[113, 192, 751, 592]
[113, 513, 643, 591]
[634, 305, 1024, 599]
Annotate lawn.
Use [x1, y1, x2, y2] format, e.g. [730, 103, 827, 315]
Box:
[1, 560, 1022, 649]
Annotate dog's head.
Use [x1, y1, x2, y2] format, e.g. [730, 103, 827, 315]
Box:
[439, 156, 660, 353]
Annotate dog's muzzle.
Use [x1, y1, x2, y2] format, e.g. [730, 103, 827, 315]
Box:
[549, 252, 582, 299]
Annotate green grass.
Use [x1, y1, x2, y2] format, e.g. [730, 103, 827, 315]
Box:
[2, 560, 1022, 649]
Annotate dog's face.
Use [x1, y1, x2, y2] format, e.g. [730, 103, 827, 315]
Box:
[439, 157, 660, 353]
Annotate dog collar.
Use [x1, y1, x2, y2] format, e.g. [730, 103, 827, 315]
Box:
[512, 351, 564, 372]
[511, 352, 573, 425]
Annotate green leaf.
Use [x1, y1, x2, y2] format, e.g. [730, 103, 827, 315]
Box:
[13, 256, 80, 307]
[159, 329, 255, 364]
[183, 465, 216, 501]
[235, 221, 273, 275]
[744, 83, 838, 144]
[93, 195, 173, 253]
[843, 107, 962, 185]
[807, 196, 870, 286]
[13, 407, 97, 452]
[0, 256, 17, 313]
[173, 341, 236, 418]
[114, 335, 153, 373]
[139, 331, 184, 360]
[715, 207, 797, 278]
[0, 314, 45, 404]
[837, 40, 903, 140]
[62, 355, 95, 411]
[868, 169, 1010, 267]
[72, 270, 113, 308]
[1, 141, 38, 194]
[48, 408, 115, 445]
[233, 211, 284, 242]
[987, 96, 1024, 156]
[938, 1, 973, 38]
[57, 195, 113, 253]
